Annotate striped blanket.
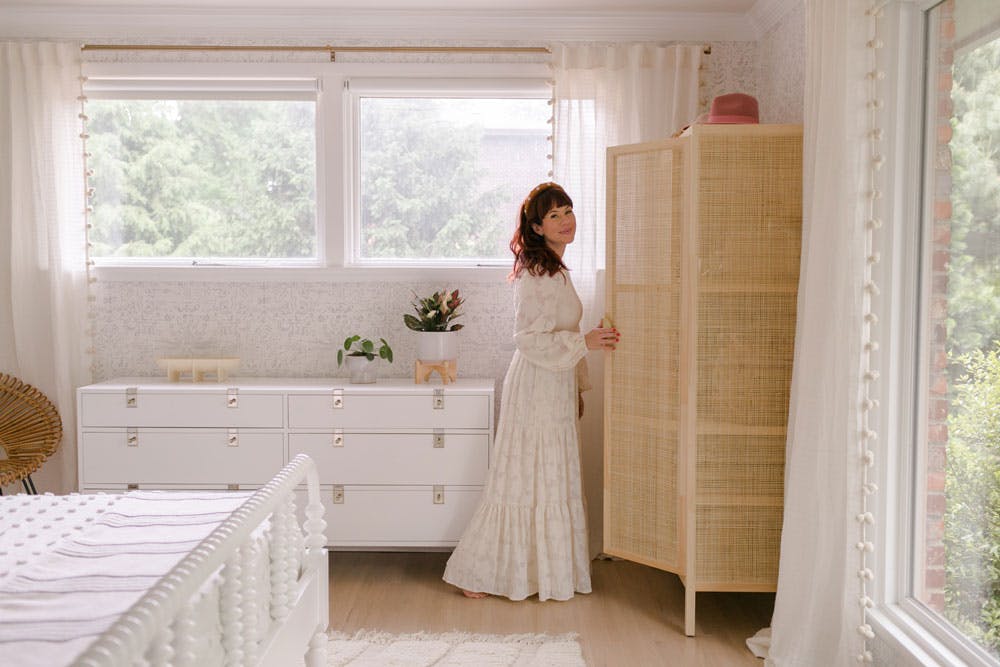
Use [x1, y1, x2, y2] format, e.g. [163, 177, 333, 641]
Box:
[0, 490, 263, 666]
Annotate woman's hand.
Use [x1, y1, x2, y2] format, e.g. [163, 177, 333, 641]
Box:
[585, 326, 619, 351]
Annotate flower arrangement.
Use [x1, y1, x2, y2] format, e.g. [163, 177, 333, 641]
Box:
[403, 289, 465, 332]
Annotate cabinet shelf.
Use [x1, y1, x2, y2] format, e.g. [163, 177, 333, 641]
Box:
[695, 423, 787, 437]
[695, 494, 784, 507]
[698, 283, 799, 295]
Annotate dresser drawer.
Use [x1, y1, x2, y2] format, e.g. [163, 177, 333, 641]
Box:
[80, 391, 283, 428]
[288, 432, 488, 485]
[296, 485, 482, 547]
[288, 393, 490, 430]
[81, 429, 284, 485]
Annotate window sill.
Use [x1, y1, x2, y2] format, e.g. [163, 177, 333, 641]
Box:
[869, 604, 998, 667]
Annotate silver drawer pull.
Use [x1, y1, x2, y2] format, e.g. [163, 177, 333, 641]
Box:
[333, 430, 344, 447]
[433, 430, 444, 448]
[332, 485, 344, 504]
[228, 483, 240, 490]
[126, 483, 139, 490]
[126, 387, 137, 407]
[227, 429, 239, 447]
[333, 389, 344, 409]
[126, 428, 138, 447]
[433, 485, 444, 504]
[433, 388, 444, 410]
[227, 388, 238, 408]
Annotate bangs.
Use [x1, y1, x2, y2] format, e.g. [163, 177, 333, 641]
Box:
[535, 187, 573, 215]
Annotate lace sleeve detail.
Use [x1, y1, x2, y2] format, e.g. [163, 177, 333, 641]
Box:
[511, 273, 587, 371]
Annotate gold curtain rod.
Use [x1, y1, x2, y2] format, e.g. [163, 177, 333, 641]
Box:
[81, 44, 551, 62]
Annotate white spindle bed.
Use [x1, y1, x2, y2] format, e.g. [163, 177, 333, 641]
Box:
[0, 454, 329, 667]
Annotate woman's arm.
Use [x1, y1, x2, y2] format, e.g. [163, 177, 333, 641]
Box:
[512, 273, 619, 371]
[512, 274, 588, 371]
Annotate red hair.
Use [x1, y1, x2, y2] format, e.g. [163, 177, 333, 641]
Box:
[509, 182, 573, 279]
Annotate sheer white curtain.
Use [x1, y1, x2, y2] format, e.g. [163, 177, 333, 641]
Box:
[0, 42, 89, 493]
[551, 43, 702, 555]
[763, 1, 870, 663]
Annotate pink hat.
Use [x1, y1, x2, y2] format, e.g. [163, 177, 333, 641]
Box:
[706, 93, 759, 124]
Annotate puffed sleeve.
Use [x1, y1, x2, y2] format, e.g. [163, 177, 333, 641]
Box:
[512, 272, 588, 371]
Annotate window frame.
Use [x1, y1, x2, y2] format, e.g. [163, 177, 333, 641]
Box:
[82, 67, 327, 270]
[342, 76, 553, 269]
[869, 2, 1000, 666]
[80, 60, 550, 283]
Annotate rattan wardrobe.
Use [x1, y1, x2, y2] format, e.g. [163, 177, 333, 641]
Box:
[603, 124, 802, 636]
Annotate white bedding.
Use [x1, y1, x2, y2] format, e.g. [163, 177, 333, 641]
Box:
[0, 490, 278, 666]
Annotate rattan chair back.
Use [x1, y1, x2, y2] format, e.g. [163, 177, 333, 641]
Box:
[0, 373, 63, 488]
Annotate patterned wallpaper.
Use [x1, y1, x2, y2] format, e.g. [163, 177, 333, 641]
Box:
[758, 1, 806, 124]
[92, 279, 516, 385]
[701, 40, 761, 116]
[701, 2, 805, 124]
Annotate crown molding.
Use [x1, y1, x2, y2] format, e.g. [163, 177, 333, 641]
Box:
[0, 5, 756, 43]
[747, 0, 800, 39]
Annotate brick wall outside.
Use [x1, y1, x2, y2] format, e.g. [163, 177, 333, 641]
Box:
[923, 0, 954, 614]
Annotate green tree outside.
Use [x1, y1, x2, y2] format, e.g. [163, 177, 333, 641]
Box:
[358, 98, 528, 260]
[943, 36, 1000, 657]
[88, 99, 316, 259]
[88, 96, 547, 262]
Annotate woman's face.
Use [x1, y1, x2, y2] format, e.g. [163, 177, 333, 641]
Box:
[532, 204, 576, 253]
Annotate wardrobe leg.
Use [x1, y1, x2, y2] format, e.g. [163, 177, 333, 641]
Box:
[684, 586, 696, 636]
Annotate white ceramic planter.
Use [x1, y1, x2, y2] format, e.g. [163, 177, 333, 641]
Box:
[416, 331, 458, 362]
[345, 355, 377, 384]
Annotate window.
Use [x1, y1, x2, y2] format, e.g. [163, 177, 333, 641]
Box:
[872, 2, 1000, 664]
[85, 78, 319, 265]
[346, 79, 552, 266]
[81, 64, 553, 274]
[909, 0, 1000, 662]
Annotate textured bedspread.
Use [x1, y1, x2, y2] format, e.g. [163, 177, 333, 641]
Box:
[0, 490, 256, 666]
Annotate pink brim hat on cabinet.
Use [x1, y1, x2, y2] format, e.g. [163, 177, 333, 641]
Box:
[705, 93, 759, 124]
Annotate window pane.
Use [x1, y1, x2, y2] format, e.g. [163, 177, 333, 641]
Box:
[357, 96, 551, 262]
[917, 0, 1000, 659]
[88, 98, 316, 260]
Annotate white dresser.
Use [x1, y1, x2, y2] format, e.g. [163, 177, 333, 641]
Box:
[77, 378, 494, 548]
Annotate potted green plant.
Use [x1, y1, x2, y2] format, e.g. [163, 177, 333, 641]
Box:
[404, 289, 464, 361]
[337, 335, 393, 384]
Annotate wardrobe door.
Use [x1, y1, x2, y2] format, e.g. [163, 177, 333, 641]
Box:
[691, 126, 802, 591]
[603, 139, 686, 573]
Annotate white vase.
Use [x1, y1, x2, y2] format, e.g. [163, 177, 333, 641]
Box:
[345, 355, 377, 384]
[416, 331, 458, 362]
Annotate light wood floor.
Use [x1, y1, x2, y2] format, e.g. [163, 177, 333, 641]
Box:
[328, 551, 774, 666]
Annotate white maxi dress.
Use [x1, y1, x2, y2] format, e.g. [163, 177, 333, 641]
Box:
[442, 269, 592, 601]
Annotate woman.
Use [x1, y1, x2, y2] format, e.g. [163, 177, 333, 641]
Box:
[442, 182, 619, 601]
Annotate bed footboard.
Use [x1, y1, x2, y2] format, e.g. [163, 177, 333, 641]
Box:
[73, 454, 329, 667]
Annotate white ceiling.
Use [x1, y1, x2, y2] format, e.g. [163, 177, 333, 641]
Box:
[0, 0, 793, 42]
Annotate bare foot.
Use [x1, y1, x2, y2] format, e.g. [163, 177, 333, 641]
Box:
[462, 589, 488, 599]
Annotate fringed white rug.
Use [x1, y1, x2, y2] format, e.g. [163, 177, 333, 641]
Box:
[327, 630, 586, 666]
